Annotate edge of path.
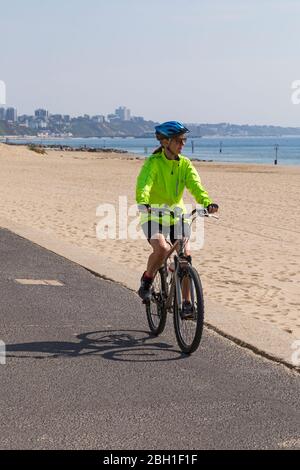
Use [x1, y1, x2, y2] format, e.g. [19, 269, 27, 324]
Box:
[0, 216, 299, 372]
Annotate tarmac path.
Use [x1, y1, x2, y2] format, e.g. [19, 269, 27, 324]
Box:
[0, 228, 299, 450]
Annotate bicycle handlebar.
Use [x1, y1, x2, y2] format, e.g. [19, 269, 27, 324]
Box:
[138, 205, 219, 220]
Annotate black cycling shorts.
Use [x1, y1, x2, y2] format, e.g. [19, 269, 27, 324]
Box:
[141, 220, 191, 245]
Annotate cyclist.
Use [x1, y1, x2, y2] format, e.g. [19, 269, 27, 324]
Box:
[136, 121, 218, 317]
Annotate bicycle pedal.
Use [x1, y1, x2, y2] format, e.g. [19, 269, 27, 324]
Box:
[180, 310, 196, 320]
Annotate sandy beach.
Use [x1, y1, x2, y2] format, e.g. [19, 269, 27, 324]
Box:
[0, 143, 299, 339]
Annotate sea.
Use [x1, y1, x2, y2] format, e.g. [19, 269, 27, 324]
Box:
[2, 135, 300, 166]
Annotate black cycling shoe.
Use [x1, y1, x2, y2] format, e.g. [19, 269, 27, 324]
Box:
[181, 300, 194, 320]
[138, 272, 153, 303]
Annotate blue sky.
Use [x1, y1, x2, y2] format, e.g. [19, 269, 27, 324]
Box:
[1, 0, 300, 125]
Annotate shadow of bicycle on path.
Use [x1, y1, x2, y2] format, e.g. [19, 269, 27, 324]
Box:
[6, 329, 187, 363]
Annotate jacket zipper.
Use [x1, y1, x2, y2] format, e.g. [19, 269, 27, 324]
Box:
[171, 160, 179, 196]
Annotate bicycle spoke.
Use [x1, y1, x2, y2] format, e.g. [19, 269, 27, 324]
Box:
[173, 266, 204, 354]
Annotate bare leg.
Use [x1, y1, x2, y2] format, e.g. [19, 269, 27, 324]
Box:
[146, 235, 191, 302]
[146, 234, 170, 278]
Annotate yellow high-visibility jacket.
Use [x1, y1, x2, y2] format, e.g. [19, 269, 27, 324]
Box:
[136, 149, 212, 225]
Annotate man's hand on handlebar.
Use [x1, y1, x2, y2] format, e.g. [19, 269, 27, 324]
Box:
[138, 203, 219, 217]
[206, 203, 219, 214]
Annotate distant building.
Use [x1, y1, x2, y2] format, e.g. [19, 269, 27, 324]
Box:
[0, 107, 5, 120]
[35, 108, 49, 120]
[63, 115, 70, 122]
[50, 114, 62, 120]
[115, 106, 131, 121]
[18, 115, 31, 127]
[27, 118, 47, 129]
[29, 119, 39, 129]
[35, 119, 47, 129]
[50, 114, 64, 127]
[6, 107, 17, 122]
[131, 116, 144, 122]
[92, 115, 105, 123]
[107, 113, 120, 122]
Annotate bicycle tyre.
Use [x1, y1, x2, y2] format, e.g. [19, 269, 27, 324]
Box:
[173, 265, 204, 354]
[146, 267, 168, 336]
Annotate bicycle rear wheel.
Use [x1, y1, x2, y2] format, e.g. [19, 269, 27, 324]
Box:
[146, 267, 168, 336]
[173, 265, 204, 354]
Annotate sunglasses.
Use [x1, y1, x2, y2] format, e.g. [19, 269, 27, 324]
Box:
[172, 137, 187, 144]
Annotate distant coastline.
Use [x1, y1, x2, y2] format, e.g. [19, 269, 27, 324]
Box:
[2, 120, 300, 139]
[2, 136, 300, 166]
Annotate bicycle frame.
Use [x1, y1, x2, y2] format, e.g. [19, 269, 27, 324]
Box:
[143, 205, 218, 353]
[164, 247, 192, 312]
[146, 206, 218, 312]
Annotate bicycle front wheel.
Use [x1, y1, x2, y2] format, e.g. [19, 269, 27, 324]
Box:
[146, 267, 167, 336]
[173, 266, 204, 354]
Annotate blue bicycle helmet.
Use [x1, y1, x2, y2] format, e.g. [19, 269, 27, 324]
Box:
[155, 121, 190, 138]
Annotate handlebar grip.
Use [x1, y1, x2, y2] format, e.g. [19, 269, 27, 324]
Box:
[206, 203, 219, 211]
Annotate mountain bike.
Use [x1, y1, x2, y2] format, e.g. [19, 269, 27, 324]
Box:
[144, 206, 218, 354]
